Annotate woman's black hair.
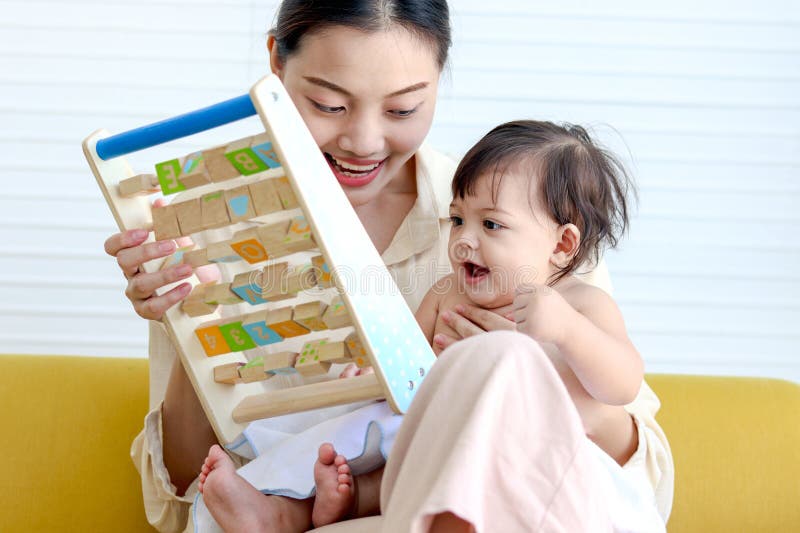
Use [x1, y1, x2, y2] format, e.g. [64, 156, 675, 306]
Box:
[270, 0, 451, 68]
[452, 120, 636, 285]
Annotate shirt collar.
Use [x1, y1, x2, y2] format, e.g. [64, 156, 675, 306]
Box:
[380, 144, 454, 266]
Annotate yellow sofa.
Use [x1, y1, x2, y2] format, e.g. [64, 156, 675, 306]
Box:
[1, 354, 798, 532]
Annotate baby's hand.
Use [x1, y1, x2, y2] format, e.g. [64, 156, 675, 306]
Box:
[512, 284, 570, 345]
[338, 363, 374, 379]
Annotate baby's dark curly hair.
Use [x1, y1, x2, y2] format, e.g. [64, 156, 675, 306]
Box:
[451, 120, 636, 285]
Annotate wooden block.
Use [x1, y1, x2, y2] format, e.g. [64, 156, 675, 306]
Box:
[238, 357, 270, 383]
[249, 179, 283, 216]
[195, 320, 230, 356]
[293, 301, 328, 331]
[179, 170, 211, 189]
[226, 147, 270, 176]
[263, 351, 298, 376]
[266, 306, 309, 338]
[201, 191, 231, 229]
[183, 248, 210, 267]
[256, 219, 291, 245]
[241, 311, 283, 346]
[230, 228, 268, 264]
[173, 198, 203, 236]
[322, 296, 352, 329]
[311, 255, 334, 288]
[231, 270, 268, 305]
[257, 220, 293, 259]
[260, 262, 290, 300]
[203, 145, 240, 182]
[282, 216, 316, 253]
[345, 332, 370, 368]
[182, 299, 218, 318]
[118, 173, 159, 197]
[296, 339, 332, 377]
[225, 185, 256, 224]
[274, 177, 299, 209]
[284, 265, 317, 295]
[161, 245, 195, 270]
[204, 282, 243, 305]
[214, 362, 244, 384]
[251, 141, 282, 169]
[318, 340, 353, 364]
[151, 204, 181, 240]
[206, 241, 240, 263]
[155, 158, 186, 196]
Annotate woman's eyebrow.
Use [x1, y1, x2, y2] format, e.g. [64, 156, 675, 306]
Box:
[386, 82, 429, 97]
[303, 76, 429, 98]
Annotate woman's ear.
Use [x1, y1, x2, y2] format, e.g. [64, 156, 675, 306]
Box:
[550, 223, 581, 269]
[267, 36, 284, 77]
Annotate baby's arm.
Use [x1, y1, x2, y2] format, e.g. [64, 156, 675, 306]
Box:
[514, 284, 643, 405]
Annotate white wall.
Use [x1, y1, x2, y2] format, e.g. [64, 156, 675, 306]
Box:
[1, 0, 797, 382]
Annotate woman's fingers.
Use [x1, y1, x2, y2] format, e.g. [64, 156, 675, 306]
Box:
[132, 282, 192, 320]
[125, 264, 194, 301]
[116, 240, 177, 278]
[104, 229, 149, 261]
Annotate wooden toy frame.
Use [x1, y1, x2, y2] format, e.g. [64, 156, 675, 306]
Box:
[82, 75, 436, 446]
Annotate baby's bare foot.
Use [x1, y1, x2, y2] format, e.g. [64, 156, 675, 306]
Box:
[312, 443, 355, 527]
[200, 444, 312, 532]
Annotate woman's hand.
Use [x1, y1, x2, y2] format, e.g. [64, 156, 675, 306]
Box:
[433, 303, 515, 351]
[103, 200, 220, 321]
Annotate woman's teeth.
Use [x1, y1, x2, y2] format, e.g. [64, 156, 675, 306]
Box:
[329, 154, 381, 175]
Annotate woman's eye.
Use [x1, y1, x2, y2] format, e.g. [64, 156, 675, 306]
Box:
[483, 220, 503, 230]
[310, 99, 345, 114]
[388, 107, 418, 118]
[449, 215, 463, 226]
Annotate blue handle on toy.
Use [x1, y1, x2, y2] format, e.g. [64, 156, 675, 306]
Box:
[95, 94, 257, 160]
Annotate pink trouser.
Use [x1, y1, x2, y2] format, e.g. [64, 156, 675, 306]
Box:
[380, 331, 615, 533]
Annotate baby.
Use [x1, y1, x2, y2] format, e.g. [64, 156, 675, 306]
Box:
[199, 119, 646, 529]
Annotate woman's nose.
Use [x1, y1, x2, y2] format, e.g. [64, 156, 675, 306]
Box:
[338, 112, 384, 157]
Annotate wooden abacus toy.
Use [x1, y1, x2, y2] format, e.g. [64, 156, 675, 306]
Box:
[82, 74, 436, 446]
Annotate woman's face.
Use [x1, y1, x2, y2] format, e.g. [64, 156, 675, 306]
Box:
[270, 25, 441, 206]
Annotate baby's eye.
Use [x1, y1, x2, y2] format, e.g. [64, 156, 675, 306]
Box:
[449, 215, 463, 226]
[483, 220, 503, 230]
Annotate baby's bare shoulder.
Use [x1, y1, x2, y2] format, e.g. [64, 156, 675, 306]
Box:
[557, 276, 617, 314]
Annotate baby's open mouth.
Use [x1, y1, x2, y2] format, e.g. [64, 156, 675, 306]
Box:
[463, 261, 490, 282]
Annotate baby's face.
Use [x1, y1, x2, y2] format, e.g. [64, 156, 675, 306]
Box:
[448, 171, 560, 309]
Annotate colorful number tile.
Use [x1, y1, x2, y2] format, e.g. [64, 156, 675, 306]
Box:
[266, 306, 310, 338]
[219, 322, 257, 352]
[231, 271, 268, 305]
[195, 322, 230, 356]
[296, 339, 332, 377]
[251, 142, 281, 169]
[241, 315, 283, 346]
[155, 158, 186, 195]
[226, 148, 269, 176]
